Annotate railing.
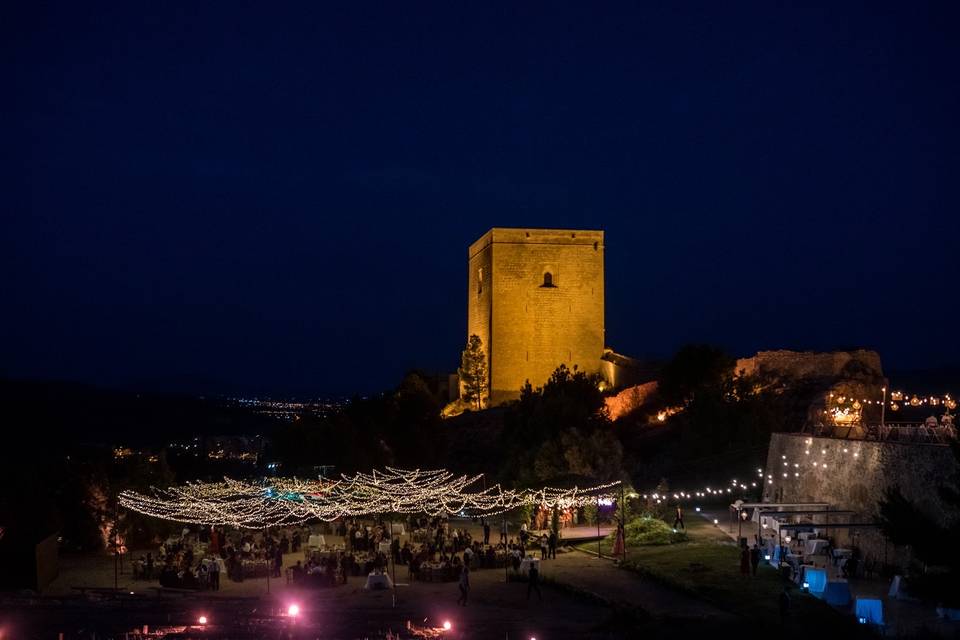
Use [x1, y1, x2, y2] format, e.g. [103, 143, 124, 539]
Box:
[801, 422, 957, 444]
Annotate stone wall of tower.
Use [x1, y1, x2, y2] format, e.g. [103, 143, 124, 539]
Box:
[468, 228, 605, 405]
[466, 233, 494, 404]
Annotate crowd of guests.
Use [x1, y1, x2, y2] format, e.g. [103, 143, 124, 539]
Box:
[132, 526, 288, 590]
[130, 515, 561, 591]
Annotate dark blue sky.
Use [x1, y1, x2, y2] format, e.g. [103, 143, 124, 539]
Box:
[3, 2, 958, 394]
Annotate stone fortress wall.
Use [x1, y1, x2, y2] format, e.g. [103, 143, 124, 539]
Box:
[468, 228, 605, 405]
[763, 432, 956, 567]
[736, 349, 884, 381]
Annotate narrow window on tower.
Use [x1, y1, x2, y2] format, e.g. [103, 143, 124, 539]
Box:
[541, 272, 556, 288]
[477, 268, 483, 295]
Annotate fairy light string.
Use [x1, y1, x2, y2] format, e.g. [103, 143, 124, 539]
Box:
[119, 467, 626, 528]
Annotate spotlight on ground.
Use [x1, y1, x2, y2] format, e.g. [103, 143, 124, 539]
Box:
[442, 620, 452, 631]
[198, 615, 208, 625]
[288, 603, 300, 617]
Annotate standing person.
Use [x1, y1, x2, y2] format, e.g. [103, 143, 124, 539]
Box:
[209, 556, 220, 590]
[750, 544, 761, 576]
[740, 544, 751, 576]
[526, 561, 542, 601]
[778, 587, 791, 624]
[548, 529, 557, 559]
[612, 520, 626, 559]
[674, 504, 685, 530]
[483, 520, 491, 546]
[539, 534, 548, 560]
[456, 562, 470, 606]
[500, 519, 508, 544]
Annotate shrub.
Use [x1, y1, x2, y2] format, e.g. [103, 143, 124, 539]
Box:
[612, 515, 688, 546]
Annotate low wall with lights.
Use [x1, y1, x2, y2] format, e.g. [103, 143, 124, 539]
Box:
[762, 433, 956, 567]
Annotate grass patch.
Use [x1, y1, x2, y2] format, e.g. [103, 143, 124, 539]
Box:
[579, 516, 866, 637]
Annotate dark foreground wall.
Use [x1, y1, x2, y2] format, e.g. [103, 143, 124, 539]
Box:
[0, 530, 59, 592]
[763, 433, 956, 568]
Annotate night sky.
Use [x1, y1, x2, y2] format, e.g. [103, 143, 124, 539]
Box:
[3, 2, 958, 395]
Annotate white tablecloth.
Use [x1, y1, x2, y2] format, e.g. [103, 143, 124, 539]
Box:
[823, 580, 851, 606]
[379, 541, 392, 554]
[308, 534, 326, 548]
[390, 523, 405, 535]
[804, 539, 829, 556]
[364, 572, 393, 590]
[519, 557, 540, 574]
[888, 575, 904, 599]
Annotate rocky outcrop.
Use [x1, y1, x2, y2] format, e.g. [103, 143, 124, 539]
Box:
[736, 349, 887, 427]
[735, 349, 884, 383]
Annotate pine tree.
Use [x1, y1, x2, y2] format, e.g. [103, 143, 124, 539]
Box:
[459, 334, 488, 410]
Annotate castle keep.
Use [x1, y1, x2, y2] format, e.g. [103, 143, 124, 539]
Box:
[467, 228, 605, 405]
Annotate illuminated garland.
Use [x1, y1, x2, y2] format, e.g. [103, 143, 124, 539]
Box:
[761, 437, 867, 485]
[826, 391, 956, 414]
[119, 467, 623, 528]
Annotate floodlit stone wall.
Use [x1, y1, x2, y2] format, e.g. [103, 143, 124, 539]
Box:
[605, 381, 658, 421]
[763, 432, 956, 567]
[468, 228, 605, 405]
[736, 349, 884, 381]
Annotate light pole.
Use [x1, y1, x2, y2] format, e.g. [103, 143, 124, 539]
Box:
[619, 484, 626, 561]
[880, 387, 887, 428]
[596, 495, 601, 559]
[264, 527, 270, 594]
[390, 517, 397, 608]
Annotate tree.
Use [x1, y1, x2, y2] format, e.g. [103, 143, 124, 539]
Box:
[657, 344, 734, 407]
[500, 364, 615, 485]
[459, 334, 488, 410]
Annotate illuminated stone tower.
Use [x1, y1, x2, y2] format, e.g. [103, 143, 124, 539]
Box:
[467, 228, 605, 405]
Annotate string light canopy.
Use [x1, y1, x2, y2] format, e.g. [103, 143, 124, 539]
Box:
[119, 467, 623, 528]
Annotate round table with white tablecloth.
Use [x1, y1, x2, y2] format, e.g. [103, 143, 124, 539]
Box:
[518, 557, 540, 574]
[804, 539, 829, 557]
[823, 579, 851, 606]
[364, 572, 394, 590]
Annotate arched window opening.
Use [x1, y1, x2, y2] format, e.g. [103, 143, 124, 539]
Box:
[541, 272, 556, 288]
